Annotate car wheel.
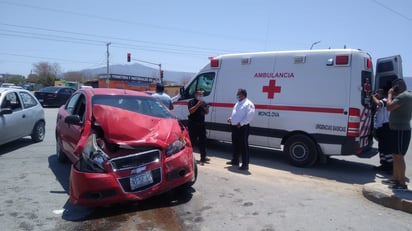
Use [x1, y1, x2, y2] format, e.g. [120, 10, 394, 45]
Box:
[31, 121, 45, 142]
[56, 136, 68, 162]
[284, 134, 318, 167]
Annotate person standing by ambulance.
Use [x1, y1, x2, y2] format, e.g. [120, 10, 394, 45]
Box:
[384, 79, 412, 190]
[227, 88, 255, 171]
[371, 89, 393, 172]
[188, 89, 210, 165]
[152, 83, 174, 110]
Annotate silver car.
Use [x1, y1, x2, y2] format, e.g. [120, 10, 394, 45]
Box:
[0, 87, 45, 146]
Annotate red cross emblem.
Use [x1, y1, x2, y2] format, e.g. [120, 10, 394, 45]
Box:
[263, 80, 281, 99]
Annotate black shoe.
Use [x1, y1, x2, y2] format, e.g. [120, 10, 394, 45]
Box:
[374, 164, 392, 171]
[239, 165, 249, 171]
[204, 157, 211, 162]
[389, 183, 408, 190]
[226, 161, 239, 166]
[382, 179, 399, 185]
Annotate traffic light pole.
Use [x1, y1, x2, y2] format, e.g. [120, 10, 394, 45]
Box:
[131, 58, 163, 84]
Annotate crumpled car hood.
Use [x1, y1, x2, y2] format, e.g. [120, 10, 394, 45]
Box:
[92, 104, 181, 146]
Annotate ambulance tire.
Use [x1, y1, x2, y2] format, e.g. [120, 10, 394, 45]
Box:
[284, 135, 318, 167]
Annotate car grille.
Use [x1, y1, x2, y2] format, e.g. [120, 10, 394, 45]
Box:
[109, 149, 161, 171]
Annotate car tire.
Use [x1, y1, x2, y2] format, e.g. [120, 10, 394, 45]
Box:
[56, 136, 68, 162]
[31, 121, 45, 142]
[284, 134, 318, 167]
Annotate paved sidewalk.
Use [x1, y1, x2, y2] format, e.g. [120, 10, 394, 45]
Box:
[363, 180, 412, 214]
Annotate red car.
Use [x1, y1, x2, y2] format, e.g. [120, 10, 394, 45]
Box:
[55, 88, 197, 207]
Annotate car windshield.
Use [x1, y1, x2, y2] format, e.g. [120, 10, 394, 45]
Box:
[92, 95, 173, 119]
[40, 86, 60, 93]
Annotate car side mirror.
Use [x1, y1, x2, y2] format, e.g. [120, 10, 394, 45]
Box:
[0, 108, 12, 115]
[64, 115, 83, 126]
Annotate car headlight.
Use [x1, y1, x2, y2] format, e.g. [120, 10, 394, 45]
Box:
[165, 139, 186, 157]
[81, 133, 109, 173]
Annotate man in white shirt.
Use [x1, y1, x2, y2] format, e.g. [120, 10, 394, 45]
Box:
[226, 88, 255, 170]
[371, 89, 392, 172]
[152, 83, 174, 110]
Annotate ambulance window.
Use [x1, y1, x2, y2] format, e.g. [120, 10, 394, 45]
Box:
[361, 71, 372, 108]
[187, 72, 215, 98]
[377, 61, 394, 73]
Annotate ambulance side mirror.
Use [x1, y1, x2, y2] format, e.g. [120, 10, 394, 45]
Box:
[179, 87, 186, 99]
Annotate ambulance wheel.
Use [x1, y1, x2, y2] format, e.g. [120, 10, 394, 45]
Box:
[284, 135, 318, 167]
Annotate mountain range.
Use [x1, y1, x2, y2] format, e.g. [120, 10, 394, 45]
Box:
[81, 63, 196, 85]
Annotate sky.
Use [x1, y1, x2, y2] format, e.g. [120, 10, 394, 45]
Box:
[0, 0, 411, 78]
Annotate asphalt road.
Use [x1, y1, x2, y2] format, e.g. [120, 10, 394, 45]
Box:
[0, 108, 412, 231]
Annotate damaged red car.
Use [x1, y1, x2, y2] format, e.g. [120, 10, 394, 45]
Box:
[55, 88, 197, 207]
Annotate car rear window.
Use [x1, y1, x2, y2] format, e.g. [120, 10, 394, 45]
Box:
[92, 95, 172, 119]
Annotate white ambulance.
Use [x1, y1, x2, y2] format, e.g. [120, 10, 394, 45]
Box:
[173, 49, 403, 167]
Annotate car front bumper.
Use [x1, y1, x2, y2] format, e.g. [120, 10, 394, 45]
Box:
[69, 149, 195, 207]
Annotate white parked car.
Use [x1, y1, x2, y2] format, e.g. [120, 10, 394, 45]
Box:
[0, 87, 45, 146]
[1, 82, 16, 88]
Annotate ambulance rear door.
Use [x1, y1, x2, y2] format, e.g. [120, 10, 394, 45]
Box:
[374, 55, 403, 93]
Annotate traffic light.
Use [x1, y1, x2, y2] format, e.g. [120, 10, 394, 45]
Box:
[127, 53, 131, 62]
[160, 70, 164, 79]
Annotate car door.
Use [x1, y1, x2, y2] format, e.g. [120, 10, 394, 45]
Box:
[374, 55, 403, 93]
[0, 91, 26, 143]
[57, 93, 85, 161]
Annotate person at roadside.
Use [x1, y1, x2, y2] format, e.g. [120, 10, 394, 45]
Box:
[188, 89, 210, 165]
[371, 89, 393, 172]
[226, 88, 255, 171]
[383, 79, 412, 190]
[152, 83, 174, 110]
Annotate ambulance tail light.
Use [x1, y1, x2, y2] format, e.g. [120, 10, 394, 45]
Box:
[366, 57, 372, 69]
[347, 108, 360, 137]
[336, 55, 349, 65]
[210, 57, 220, 68]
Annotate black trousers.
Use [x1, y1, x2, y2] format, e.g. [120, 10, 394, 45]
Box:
[231, 124, 250, 166]
[188, 121, 207, 161]
[376, 123, 393, 165]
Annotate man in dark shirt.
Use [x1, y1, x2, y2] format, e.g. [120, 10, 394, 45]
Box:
[188, 89, 210, 165]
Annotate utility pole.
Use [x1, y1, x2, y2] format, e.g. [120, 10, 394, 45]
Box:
[106, 42, 111, 87]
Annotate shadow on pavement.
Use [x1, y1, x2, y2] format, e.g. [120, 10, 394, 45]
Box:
[0, 138, 36, 155]
[203, 140, 379, 185]
[48, 154, 71, 193]
[61, 188, 194, 222]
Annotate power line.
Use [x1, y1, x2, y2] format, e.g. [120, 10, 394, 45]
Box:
[0, 23, 239, 58]
[0, 23, 234, 54]
[372, 0, 412, 22]
[0, 1, 263, 45]
[0, 52, 101, 64]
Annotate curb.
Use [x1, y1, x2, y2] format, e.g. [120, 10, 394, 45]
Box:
[362, 182, 412, 214]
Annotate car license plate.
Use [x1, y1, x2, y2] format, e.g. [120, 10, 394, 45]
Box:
[39, 99, 43, 102]
[130, 171, 153, 191]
